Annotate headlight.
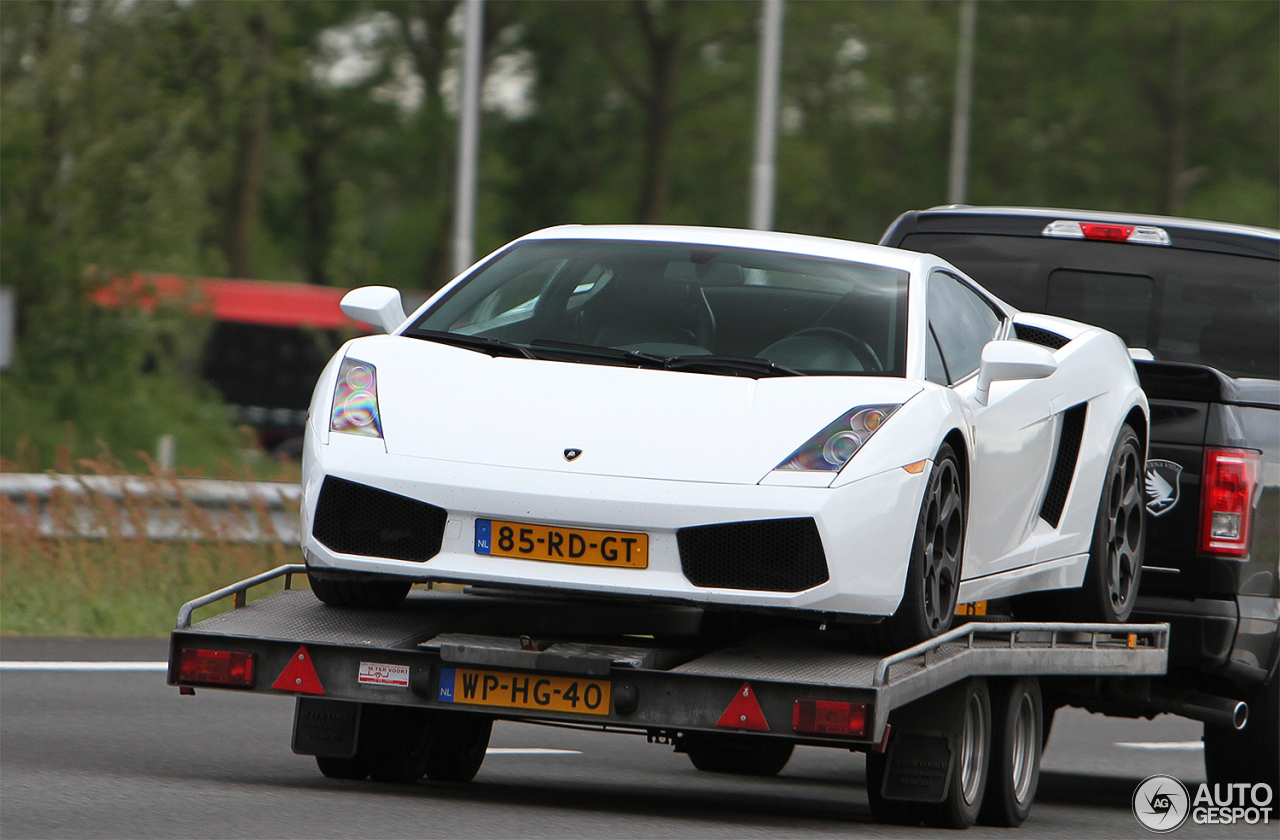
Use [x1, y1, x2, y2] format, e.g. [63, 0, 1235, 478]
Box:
[775, 404, 899, 472]
[330, 358, 383, 438]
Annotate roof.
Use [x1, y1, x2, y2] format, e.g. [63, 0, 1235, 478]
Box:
[518, 224, 928, 272]
[916, 205, 1280, 241]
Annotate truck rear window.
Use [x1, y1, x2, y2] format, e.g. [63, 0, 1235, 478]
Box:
[897, 233, 1279, 380]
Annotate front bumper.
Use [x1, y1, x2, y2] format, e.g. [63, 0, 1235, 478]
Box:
[302, 434, 927, 617]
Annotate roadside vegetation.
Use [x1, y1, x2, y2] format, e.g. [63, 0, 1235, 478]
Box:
[1, 450, 304, 637]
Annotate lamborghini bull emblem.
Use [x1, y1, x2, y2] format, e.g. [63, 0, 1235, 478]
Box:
[1145, 459, 1182, 516]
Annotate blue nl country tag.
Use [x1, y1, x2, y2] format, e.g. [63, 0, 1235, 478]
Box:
[474, 519, 492, 554]
[437, 667, 456, 703]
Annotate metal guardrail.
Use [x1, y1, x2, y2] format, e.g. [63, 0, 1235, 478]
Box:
[0, 472, 302, 544]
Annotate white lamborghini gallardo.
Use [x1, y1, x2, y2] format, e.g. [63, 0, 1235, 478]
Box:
[301, 225, 1148, 647]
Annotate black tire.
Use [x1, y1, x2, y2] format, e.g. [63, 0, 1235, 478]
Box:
[1057, 425, 1144, 623]
[363, 705, 437, 783]
[423, 712, 493, 783]
[315, 754, 368, 780]
[683, 733, 794, 777]
[924, 678, 992, 829]
[1204, 674, 1279, 794]
[879, 444, 965, 651]
[865, 750, 920, 825]
[308, 573, 411, 609]
[978, 677, 1043, 827]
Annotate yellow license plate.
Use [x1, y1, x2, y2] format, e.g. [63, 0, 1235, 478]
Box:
[474, 519, 648, 568]
[437, 667, 611, 715]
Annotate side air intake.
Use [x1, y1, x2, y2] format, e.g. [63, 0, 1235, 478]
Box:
[312, 476, 447, 562]
[1015, 324, 1070, 350]
[1039, 403, 1088, 527]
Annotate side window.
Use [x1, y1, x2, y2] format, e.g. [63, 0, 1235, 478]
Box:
[927, 271, 1002, 382]
[925, 327, 950, 384]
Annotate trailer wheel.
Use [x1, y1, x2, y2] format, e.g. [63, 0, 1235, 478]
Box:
[423, 712, 493, 783]
[1204, 673, 1279, 793]
[683, 733, 794, 776]
[363, 705, 436, 783]
[315, 754, 369, 781]
[924, 677, 991, 829]
[978, 677, 1043, 827]
[878, 444, 965, 651]
[308, 573, 411, 609]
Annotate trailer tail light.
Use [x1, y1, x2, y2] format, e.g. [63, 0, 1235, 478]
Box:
[1199, 448, 1260, 558]
[1041, 220, 1171, 246]
[792, 699, 867, 737]
[178, 648, 256, 688]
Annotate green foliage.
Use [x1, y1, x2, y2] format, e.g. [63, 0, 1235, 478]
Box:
[1, 0, 1276, 473]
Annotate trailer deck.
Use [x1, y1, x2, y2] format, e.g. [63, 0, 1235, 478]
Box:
[169, 565, 1169, 746]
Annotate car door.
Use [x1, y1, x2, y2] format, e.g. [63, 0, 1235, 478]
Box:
[927, 271, 1060, 577]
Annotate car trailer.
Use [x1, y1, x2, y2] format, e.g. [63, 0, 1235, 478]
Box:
[169, 565, 1170, 829]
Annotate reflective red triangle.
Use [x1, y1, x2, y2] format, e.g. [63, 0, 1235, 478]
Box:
[271, 645, 324, 695]
[716, 681, 769, 731]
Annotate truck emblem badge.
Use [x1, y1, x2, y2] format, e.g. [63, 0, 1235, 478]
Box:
[1144, 460, 1182, 516]
[564, 448, 583, 461]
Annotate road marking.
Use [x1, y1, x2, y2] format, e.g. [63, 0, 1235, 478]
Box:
[0, 661, 168, 671]
[485, 748, 582, 755]
[1114, 741, 1204, 750]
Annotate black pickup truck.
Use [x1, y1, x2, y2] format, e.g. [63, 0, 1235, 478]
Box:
[882, 207, 1278, 790]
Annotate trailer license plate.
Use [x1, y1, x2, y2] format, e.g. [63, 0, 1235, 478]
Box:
[474, 519, 647, 568]
[437, 667, 611, 716]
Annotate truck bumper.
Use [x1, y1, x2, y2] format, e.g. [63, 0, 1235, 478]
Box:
[1134, 594, 1279, 685]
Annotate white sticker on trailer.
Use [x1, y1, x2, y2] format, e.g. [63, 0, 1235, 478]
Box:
[358, 662, 410, 687]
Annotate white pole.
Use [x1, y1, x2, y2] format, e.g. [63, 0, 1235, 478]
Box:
[453, 0, 484, 277]
[947, 0, 976, 205]
[750, 0, 784, 231]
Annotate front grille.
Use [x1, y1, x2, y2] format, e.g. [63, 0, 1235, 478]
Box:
[312, 476, 447, 562]
[1039, 403, 1088, 527]
[677, 518, 829, 592]
[1015, 324, 1070, 350]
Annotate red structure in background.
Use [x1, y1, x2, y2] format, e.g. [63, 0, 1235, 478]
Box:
[93, 273, 381, 456]
[91, 273, 370, 331]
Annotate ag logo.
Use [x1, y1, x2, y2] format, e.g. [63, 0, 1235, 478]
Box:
[1145, 459, 1183, 516]
[563, 448, 583, 462]
[1133, 774, 1190, 832]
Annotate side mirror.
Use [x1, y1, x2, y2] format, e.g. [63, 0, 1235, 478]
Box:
[974, 340, 1057, 406]
[340, 286, 406, 334]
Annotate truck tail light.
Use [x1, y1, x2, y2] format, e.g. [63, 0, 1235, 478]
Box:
[1041, 220, 1171, 246]
[178, 648, 256, 688]
[792, 699, 867, 737]
[1199, 448, 1260, 558]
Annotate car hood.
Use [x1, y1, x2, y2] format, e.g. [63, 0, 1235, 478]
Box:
[352, 337, 923, 485]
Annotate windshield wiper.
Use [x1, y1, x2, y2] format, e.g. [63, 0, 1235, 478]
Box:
[528, 339, 669, 368]
[403, 329, 536, 359]
[663, 355, 804, 378]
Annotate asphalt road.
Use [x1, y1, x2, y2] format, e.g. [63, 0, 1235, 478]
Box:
[1, 638, 1271, 840]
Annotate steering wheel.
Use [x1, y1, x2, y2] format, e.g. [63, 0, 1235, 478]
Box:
[788, 327, 883, 372]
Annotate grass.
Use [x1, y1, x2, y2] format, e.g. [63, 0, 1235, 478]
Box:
[1, 452, 306, 637]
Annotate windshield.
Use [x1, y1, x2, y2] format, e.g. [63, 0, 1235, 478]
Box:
[409, 240, 908, 377]
[898, 232, 1279, 380]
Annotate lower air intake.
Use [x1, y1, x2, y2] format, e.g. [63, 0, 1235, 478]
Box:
[312, 476, 446, 562]
[678, 517, 829, 592]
